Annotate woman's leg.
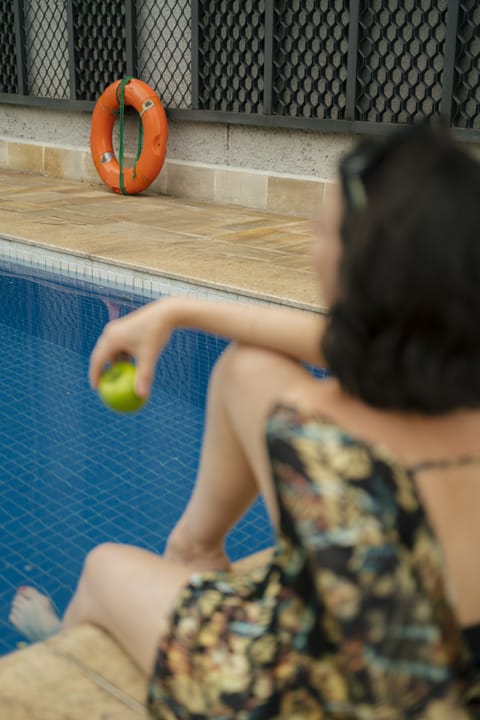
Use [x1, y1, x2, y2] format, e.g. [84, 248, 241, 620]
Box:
[10, 542, 193, 674]
[62, 543, 193, 674]
[11, 344, 316, 674]
[166, 343, 314, 569]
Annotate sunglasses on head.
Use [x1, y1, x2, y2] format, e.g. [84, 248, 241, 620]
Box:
[339, 119, 448, 213]
[339, 139, 390, 213]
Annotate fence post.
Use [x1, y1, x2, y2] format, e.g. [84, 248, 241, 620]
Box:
[345, 0, 360, 122]
[12, 0, 27, 96]
[66, 0, 78, 102]
[441, 0, 460, 124]
[263, 0, 275, 116]
[191, 0, 200, 109]
[125, 0, 137, 77]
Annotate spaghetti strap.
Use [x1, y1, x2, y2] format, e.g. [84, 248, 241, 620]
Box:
[408, 454, 480, 476]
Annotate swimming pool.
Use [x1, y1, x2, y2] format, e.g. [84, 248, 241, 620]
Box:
[0, 259, 273, 655]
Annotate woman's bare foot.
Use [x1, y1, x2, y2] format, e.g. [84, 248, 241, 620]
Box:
[165, 523, 230, 573]
[9, 587, 62, 642]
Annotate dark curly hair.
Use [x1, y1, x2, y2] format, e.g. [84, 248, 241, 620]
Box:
[321, 121, 480, 414]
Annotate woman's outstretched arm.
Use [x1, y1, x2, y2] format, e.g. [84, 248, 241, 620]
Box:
[89, 296, 327, 398]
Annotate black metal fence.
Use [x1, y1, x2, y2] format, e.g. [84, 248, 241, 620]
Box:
[0, 0, 479, 140]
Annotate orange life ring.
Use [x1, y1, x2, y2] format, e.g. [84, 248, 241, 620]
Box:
[90, 78, 168, 195]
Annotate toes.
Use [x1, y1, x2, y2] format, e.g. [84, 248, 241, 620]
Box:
[11, 587, 35, 607]
[11, 596, 27, 613]
[14, 587, 52, 607]
[20, 587, 40, 601]
[13, 586, 35, 603]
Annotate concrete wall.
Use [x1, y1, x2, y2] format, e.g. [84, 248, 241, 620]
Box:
[0, 103, 356, 215]
[2, 103, 479, 218]
[0, 104, 353, 180]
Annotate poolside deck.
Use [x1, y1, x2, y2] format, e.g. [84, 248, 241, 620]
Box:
[0, 168, 322, 717]
[0, 167, 329, 311]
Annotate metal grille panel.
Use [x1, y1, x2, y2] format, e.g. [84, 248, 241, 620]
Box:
[197, 0, 265, 114]
[0, 0, 18, 94]
[452, 1, 480, 129]
[273, 0, 349, 119]
[356, 0, 448, 123]
[136, 0, 191, 108]
[24, 0, 69, 99]
[1, 1, 479, 140]
[73, 1, 128, 101]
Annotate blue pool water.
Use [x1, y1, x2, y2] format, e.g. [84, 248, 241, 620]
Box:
[0, 261, 273, 655]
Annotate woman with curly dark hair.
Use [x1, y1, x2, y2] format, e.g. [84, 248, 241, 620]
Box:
[11, 121, 480, 718]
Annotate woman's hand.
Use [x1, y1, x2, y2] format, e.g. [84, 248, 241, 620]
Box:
[89, 298, 175, 398]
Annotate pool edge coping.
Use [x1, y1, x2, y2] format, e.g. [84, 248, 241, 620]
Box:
[0, 234, 326, 315]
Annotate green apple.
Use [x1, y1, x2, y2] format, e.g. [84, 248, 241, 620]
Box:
[97, 361, 146, 413]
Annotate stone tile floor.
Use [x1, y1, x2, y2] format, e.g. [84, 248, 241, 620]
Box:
[0, 169, 326, 311]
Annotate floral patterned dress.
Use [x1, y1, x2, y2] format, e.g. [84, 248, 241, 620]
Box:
[148, 403, 479, 719]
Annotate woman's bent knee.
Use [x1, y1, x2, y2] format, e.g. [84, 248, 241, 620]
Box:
[214, 342, 304, 391]
[64, 543, 130, 628]
[83, 542, 118, 580]
[78, 543, 121, 604]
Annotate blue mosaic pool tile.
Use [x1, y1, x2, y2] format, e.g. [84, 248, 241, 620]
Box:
[0, 265, 273, 654]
